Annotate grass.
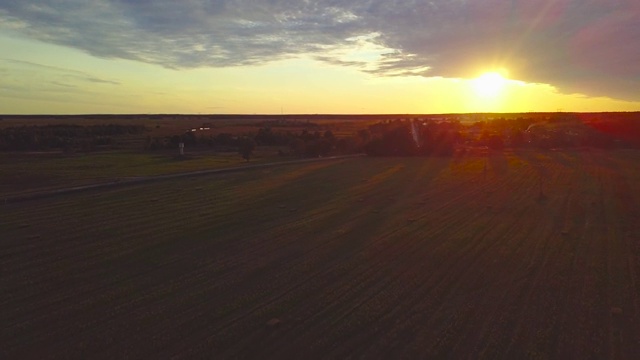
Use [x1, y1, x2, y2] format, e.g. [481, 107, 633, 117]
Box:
[1, 150, 640, 358]
[0, 147, 294, 196]
[0, 115, 375, 197]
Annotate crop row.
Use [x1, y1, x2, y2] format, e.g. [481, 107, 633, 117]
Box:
[1, 150, 639, 358]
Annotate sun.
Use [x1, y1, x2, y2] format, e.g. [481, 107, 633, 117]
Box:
[473, 72, 507, 98]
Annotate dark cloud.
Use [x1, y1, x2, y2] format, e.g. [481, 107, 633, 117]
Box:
[1, 0, 638, 100]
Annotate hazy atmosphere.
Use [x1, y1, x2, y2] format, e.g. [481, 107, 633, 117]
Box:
[1, 0, 639, 114]
[4, 2, 640, 359]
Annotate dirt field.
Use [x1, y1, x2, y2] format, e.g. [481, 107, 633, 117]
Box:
[2, 150, 640, 358]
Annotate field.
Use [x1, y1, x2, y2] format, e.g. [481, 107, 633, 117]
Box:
[0, 115, 374, 197]
[0, 149, 289, 197]
[2, 150, 640, 358]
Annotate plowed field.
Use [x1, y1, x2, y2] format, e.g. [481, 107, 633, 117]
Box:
[2, 150, 640, 359]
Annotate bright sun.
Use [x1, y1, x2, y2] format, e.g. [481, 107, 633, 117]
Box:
[473, 72, 507, 97]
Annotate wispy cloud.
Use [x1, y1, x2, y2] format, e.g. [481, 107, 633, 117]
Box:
[1, 1, 638, 100]
[0, 58, 121, 85]
[49, 80, 77, 88]
[0, 58, 121, 107]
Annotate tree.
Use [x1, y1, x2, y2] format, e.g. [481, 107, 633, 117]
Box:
[486, 135, 504, 150]
[510, 130, 526, 147]
[238, 137, 256, 162]
[289, 138, 306, 157]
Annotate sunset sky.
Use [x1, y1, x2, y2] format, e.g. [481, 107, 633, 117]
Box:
[1, 0, 639, 114]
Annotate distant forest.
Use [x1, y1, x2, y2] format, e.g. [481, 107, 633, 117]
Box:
[362, 113, 640, 156]
[1, 113, 640, 156]
[0, 124, 146, 152]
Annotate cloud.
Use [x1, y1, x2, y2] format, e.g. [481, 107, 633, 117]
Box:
[1, 0, 638, 101]
[0, 58, 121, 106]
[0, 58, 120, 85]
[50, 80, 77, 88]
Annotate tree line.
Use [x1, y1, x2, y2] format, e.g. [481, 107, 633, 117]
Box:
[364, 120, 461, 156]
[145, 127, 365, 160]
[0, 124, 146, 151]
[2, 114, 639, 157]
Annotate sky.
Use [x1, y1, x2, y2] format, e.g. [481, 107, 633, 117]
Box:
[1, 0, 639, 114]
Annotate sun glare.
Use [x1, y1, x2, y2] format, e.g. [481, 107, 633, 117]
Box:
[473, 72, 507, 98]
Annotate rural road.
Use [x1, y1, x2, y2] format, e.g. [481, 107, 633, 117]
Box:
[3, 154, 365, 204]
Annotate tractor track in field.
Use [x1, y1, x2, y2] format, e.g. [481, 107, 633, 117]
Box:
[1, 154, 364, 204]
[166, 159, 464, 356]
[3, 151, 640, 358]
[194, 160, 536, 357]
[0, 156, 544, 356]
[2, 160, 349, 281]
